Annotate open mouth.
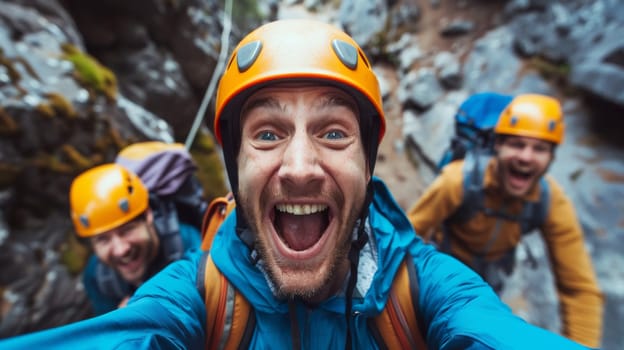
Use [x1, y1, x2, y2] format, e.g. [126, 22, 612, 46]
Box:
[507, 166, 534, 190]
[274, 204, 330, 251]
[114, 248, 142, 272]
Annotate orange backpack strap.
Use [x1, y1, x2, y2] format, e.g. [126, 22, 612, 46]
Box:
[200, 192, 236, 251]
[197, 251, 255, 350]
[372, 254, 427, 349]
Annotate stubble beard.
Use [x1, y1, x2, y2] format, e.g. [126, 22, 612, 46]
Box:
[116, 222, 159, 287]
[239, 192, 361, 302]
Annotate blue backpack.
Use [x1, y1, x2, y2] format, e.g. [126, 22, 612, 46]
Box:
[437, 93, 550, 289]
[437, 92, 514, 170]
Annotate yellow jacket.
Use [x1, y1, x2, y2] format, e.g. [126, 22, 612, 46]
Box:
[407, 158, 604, 348]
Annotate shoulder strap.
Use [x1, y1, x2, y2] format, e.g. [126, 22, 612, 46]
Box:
[519, 176, 550, 234]
[149, 194, 184, 262]
[200, 192, 236, 251]
[372, 254, 427, 349]
[168, 175, 208, 229]
[447, 151, 488, 224]
[449, 153, 550, 230]
[442, 155, 551, 264]
[95, 261, 132, 299]
[197, 251, 255, 350]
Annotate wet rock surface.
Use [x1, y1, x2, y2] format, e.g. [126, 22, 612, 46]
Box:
[0, 0, 622, 348]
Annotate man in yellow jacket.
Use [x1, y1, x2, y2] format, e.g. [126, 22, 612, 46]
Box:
[407, 93, 603, 348]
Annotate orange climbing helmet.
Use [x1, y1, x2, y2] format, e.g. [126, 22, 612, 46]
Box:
[69, 163, 149, 238]
[214, 18, 385, 144]
[494, 94, 565, 144]
[213, 19, 386, 191]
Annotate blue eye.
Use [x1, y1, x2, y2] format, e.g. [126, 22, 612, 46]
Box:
[325, 130, 345, 139]
[258, 131, 278, 141]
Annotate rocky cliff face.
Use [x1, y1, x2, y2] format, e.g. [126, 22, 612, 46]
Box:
[0, 0, 228, 337]
[0, 0, 622, 348]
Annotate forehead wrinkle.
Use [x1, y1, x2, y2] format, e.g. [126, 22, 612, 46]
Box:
[242, 96, 284, 118]
[241, 88, 359, 124]
[316, 94, 358, 115]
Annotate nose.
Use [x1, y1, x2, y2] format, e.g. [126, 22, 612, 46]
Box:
[278, 130, 323, 186]
[517, 145, 535, 162]
[110, 234, 131, 258]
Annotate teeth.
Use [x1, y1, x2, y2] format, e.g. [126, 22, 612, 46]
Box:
[511, 167, 532, 177]
[276, 204, 327, 215]
[117, 248, 137, 264]
[118, 255, 133, 264]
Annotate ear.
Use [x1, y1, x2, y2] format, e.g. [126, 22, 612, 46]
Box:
[145, 208, 153, 225]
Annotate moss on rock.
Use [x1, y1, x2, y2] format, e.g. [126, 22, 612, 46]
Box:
[61, 43, 118, 102]
[189, 129, 228, 201]
[60, 232, 90, 276]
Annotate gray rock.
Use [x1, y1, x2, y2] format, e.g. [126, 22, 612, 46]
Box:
[373, 67, 392, 100]
[63, 0, 228, 141]
[0, 0, 175, 336]
[403, 91, 468, 183]
[440, 19, 475, 37]
[508, 0, 624, 106]
[401, 68, 444, 110]
[434, 51, 462, 89]
[398, 45, 424, 72]
[463, 27, 523, 93]
[338, 0, 388, 48]
[390, 2, 420, 29]
[569, 30, 624, 105]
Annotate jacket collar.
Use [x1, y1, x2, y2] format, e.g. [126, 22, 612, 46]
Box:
[210, 177, 414, 315]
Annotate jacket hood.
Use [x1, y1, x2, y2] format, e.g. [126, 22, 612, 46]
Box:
[210, 176, 418, 316]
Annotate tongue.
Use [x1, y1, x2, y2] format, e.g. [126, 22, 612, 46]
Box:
[277, 211, 325, 251]
[509, 170, 531, 190]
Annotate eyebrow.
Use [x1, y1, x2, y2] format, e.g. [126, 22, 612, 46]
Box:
[241, 97, 283, 116]
[241, 93, 358, 117]
[324, 95, 358, 113]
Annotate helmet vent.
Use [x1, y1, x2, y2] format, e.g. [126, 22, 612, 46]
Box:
[79, 215, 89, 228]
[237, 41, 262, 72]
[118, 198, 129, 213]
[332, 39, 358, 70]
[548, 120, 556, 131]
[510, 115, 518, 126]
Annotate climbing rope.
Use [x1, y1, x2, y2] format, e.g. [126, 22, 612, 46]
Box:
[184, 0, 233, 150]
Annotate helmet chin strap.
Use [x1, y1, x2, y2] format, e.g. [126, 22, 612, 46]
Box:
[222, 93, 380, 349]
[233, 176, 374, 350]
[344, 181, 373, 349]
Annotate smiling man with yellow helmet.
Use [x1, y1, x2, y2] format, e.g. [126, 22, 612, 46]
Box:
[408, 93, 603, 348]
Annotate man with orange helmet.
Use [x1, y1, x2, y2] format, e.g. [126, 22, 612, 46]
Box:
[70, 163, 201, 314]
[1, 21, 588, 349]
[408, 93, 604, 348]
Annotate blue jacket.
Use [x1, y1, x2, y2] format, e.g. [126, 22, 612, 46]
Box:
[0, 178, 587, 349]
[83, 222, 201, 315]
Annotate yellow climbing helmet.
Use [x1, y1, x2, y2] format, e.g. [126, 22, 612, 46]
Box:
[213, 18, 386, 145]
[495, 94, 565, 144]
[69, 163, 149, 238]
